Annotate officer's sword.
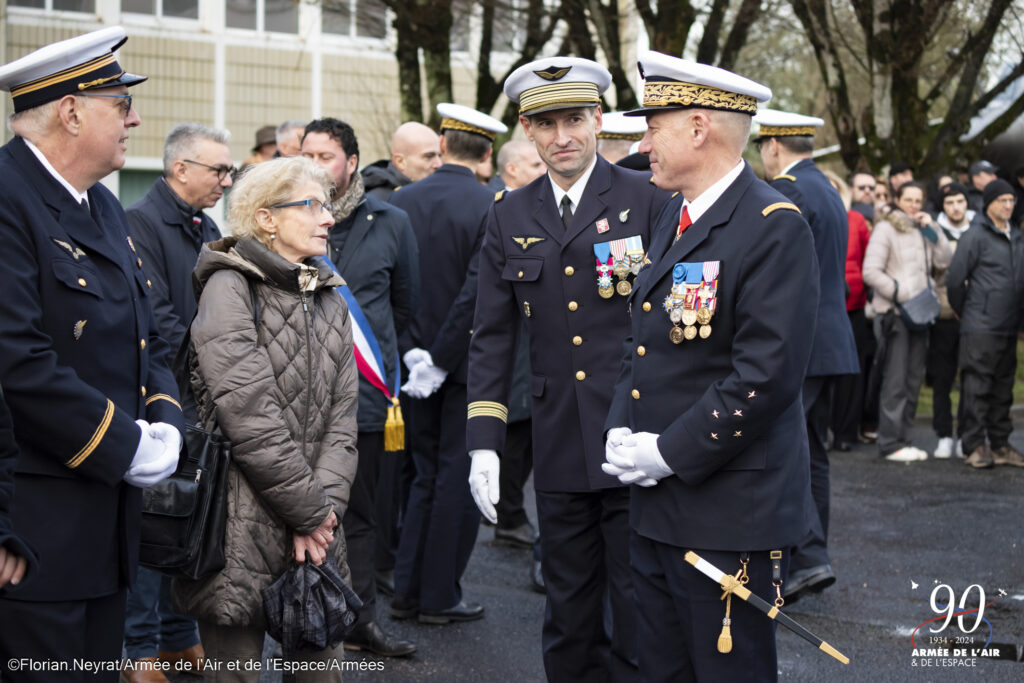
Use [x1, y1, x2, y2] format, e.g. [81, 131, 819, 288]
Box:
[684, 551, 850, 665]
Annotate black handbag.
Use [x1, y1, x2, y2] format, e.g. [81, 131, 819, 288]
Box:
[893, 232, 940, 331]
[138, 425, 230, 579]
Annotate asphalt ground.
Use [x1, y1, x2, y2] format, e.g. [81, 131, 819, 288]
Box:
[165, 418, 1024, 682]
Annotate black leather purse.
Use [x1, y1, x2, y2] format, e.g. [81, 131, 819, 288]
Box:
[138, 426, 230, 579]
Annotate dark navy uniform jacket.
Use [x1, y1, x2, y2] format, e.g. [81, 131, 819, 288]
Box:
[467, 157, 668, 492]
[770, 158, 858, 377]
[0, 137, 184, 601]
[606, 164, 816, 550]
[390, 164, 491, 383]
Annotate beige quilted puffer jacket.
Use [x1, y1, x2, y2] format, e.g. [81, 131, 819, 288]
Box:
[173, 236, 358, 627]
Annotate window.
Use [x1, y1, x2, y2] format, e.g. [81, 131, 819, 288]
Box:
[227, 0, 297, 33]
[122, 0, 199, 19]
[9, 0, 95, 10]
[323, 0, 387, 39]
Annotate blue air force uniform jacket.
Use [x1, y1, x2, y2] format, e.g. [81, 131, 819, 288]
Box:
[390, 164, 491, 382]
[468, 157, 669, 492]
[0, 137, 184, 601]
[605, 164, 816, 550]
[770, 159, 858, 377]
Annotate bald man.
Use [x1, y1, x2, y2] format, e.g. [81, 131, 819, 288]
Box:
[362, 121, 442, 200]
[497, 139, 546, 191]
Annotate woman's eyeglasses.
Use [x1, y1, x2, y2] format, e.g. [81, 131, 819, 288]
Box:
[269, 198, 334, 214]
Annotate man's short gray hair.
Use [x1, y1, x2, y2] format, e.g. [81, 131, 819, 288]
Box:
[710, 110, 752, 153]
[276, 119, 307, 145]
[163, 122, 231, 175]
[7, 99, 61, 140]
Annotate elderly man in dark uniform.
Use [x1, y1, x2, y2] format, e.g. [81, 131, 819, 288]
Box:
[753, 109, 858, 603]
[602, 52, 817, 682]
[0, 28, 184, 679]
[389, 103, 506, 625]
[466, 57, 668, 682]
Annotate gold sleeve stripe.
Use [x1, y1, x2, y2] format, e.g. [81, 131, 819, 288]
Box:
[772, 174, 797, 182]
[762, 202, 801, 216]
[145, 393, 182, 411]
[467, 401, 509, 422]
[67, 399, 114, 469]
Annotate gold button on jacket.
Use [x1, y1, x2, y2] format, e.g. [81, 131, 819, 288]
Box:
[568, 301, 578, 311]
[575, 371, 586, 381]
[637, 346, 646, 356]
[631, 389, 640, 399]
[572, 336, 582, 346]
[564, 266, 575, 276]
[642, 301, 652, 312]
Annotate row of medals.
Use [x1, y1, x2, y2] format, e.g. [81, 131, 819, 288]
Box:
[598, 262, 635, 298]
[669, 306, 712, 343]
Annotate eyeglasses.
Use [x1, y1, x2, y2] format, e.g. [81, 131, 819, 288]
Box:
[855, 185, 876, 191]
[78, 92, 133, 117]
[183, 159, 237, 182]
[269, 198, 334, 214]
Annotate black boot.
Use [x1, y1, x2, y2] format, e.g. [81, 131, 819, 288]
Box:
[343, 621, 417, 657]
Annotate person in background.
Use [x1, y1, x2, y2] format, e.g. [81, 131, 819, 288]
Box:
[241, 125, 277, 169]
[174, 157, 358, 676]
[924, 173, 954, 216]
[966, 160, 999, 214]
[1012, 165, 1024, 225]
[889, 162, 914, 195]
[0, 27, 183, 679]
[945, 179, 1024, 469]
[124, 121, 233, 680]
[850, 171, 877, 222]
[862, 182, 952, 462]
[823, 170, 872, 455]
[874, 175, 890, 214]
[362, 122, 442, 200]
[927, 182, 975, 460]
[597, 111, 646, 164]
[275, 119, 307, 158]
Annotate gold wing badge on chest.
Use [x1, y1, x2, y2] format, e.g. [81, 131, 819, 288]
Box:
[53, 238, 86, 260]
[512, 236, 546, 251]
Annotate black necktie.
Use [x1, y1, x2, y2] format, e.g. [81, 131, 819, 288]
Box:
[560, 195, 573, 229]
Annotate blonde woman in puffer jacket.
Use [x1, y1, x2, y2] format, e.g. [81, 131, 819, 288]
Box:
[863, 181, 952, 464]
[174, 157, 358, 681]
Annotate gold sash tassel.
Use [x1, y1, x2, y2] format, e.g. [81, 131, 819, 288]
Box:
[385, 397, 404, 453]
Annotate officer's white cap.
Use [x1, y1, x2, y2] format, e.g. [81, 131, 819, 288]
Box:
[598, 112, 647, 141]
[753, 109, 824, 140]
[436, 102, 508, 141]
[504, 57, 611, 117]
[0, 26, 146, 113]
[626, 51, 770, 117]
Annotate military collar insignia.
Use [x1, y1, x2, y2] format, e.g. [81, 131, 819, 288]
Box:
[534, 66, 571, 81]
[53, 238, 86, 260]
[512, 236, 545, 251]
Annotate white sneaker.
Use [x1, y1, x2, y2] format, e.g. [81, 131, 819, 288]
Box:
[955, 439, 965, 458]
[934, 437, 954, 459]
[886, 446, 926, 462]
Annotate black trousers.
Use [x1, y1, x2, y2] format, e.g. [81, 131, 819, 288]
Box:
[373, 436, 402, 572]
[497, 418, 533, 529]
[631, 537, 787, 683]
[831, 308, 870, 443]
[959, 333, 1017, 452]
[791, 376, 831, 572]
[394, 381, 480, 610]
[342, 430, 384, 625]
[536, 487, 637, 683]
[927, 318, 963, 438]
[0, 590, 127, 682]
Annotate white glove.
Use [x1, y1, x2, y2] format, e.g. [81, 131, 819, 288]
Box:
[403, 348, 433, 370]
[402, 361, 434, 398]
[125, 419, 179, 488]
[148, 421, 183, 457]
[601, 431, 672, 487]
[420, 363, 447, 395]
[468, 449, 500, 524]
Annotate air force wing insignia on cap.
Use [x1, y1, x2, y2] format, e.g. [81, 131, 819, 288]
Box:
[535, 66, 571, 81]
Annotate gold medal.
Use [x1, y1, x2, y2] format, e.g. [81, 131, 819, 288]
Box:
[699, 324, 711, 339]
[684, 325, 697, 340]
[696, 308, 712, 325]
[616, 279, 632, 296]
[681, 309, 697, 326]
[614, 263, 630, 279]
[599, 285, 615, 299]
[670, 326, 685, 344]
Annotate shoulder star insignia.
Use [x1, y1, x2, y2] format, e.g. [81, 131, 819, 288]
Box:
[710, 433, 719, 440]
[712, 410, 720, 418]
[733, 409, 743, 417]
[748, 390, 756, 398]
[512, 236, 545, 251]
[733, 430, 742, 438]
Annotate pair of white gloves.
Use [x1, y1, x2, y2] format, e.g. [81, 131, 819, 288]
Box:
[401, 348, 448, 399]
[467, 427, 673, 525]
[125, 419, 182, 488]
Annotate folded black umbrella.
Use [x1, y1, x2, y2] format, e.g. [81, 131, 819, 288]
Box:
[262, 556, 362, 659]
